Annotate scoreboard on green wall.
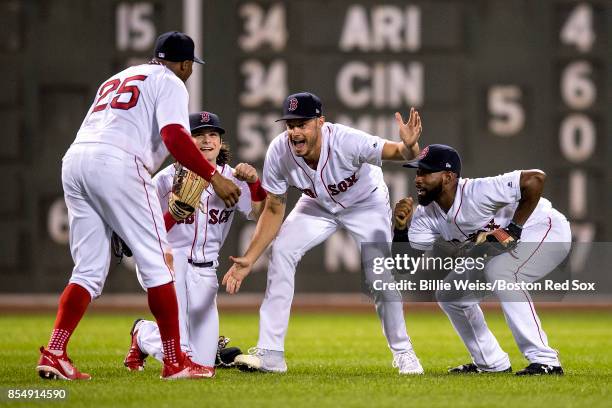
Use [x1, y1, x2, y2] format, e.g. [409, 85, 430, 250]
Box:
[2, 0, 610, 292]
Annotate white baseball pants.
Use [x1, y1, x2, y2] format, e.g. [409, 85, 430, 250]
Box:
[257, 192, 414, 355]
[62, 143, 174, 299]
[137, 249, 219, 366]
[438, 211, 571, 370]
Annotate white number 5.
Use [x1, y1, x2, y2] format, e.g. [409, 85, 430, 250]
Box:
[487, 85, 524, 137]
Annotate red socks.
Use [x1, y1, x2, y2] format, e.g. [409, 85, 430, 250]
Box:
[147, 282, 182, 364]
[47, 282, 182, 365]
[47, 283, 91, 353]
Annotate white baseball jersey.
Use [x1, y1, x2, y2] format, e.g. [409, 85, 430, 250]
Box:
[409, 170, 561, 250]
[262, 122, 388, 214]
[256, 122, 415, 354]
[408, 171, 572, 369]
[73, 62, 189, 173]
[153, 163, 253, 264]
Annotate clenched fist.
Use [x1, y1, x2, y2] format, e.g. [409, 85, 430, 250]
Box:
[233, 163, 258, 184]
[394, 197, 415, 230]
[210, 172, 241, 207]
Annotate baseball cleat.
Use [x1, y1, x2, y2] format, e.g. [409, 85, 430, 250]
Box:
[234, 348, 287, 373]
[124, 318, 148, 371]
[161, 353, 215, 380]
[392, 350, 424, 375]
[515, 363, 564, 376]
[448, 362, 512, 374]
[37, 346, 91, 380]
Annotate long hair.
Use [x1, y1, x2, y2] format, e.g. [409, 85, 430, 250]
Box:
[216, 141, 230, 166]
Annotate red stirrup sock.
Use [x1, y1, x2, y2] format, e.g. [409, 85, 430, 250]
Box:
[147, 282, 182, 364]
[47, 283, 91, 353]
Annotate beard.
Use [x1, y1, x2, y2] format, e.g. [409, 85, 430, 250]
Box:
[417, 183, 442, 206]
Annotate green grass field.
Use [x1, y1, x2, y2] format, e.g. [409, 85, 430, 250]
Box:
[1, 310, 610, 407]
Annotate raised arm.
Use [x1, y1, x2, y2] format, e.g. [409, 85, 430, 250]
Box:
[222, 192, 287, 294]
[381, 107, 422, 161]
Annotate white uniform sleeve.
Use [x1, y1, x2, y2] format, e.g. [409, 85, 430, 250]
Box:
[262, 137, 289, 195]
[349, 130, 385, 167]
[472, 170, 522, 211]
[155, 71, 190, 131]
[408, 207, 439, 251]
[236, 180, 254, 220]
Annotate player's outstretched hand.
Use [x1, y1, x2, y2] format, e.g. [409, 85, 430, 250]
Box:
[394, 197, 414, 230]
[222, 256, 253, 294]
[233, 163, 258, 183]
[211, 172, 241, 207]
[396, 107, 422, 148]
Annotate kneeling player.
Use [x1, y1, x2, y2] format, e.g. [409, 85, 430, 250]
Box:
[123, 111, 266, 370]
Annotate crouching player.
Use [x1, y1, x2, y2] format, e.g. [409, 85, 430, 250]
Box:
[123, 111, 266, 370]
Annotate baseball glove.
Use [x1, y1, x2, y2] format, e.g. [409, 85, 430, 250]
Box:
[215, 336, 242, 368]
[168, 163, 207, 221]
[462, 225, 520, 258]
[111, 231, 132, 263]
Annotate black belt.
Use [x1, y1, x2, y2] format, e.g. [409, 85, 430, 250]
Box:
[188, 259, 213, 268]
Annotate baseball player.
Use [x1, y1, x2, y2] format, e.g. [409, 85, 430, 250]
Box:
[394, 144, 570, 375]
[37, 32, 241, 381]
[123, 111, 266, 370]
[222, 92, 425, 374]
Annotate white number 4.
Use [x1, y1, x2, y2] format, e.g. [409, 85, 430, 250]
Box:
[560, 3, 595, 52]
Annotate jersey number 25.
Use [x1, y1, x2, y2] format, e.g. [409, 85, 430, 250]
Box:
[92, 75, 147, 113]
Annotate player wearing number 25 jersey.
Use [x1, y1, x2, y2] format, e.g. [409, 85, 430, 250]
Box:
[37, 31, 240, 381]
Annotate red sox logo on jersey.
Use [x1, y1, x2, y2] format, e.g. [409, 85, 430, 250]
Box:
[177, 214, 195, 225]
[485, 219, 500, 231]
[299, 187, 317, 198]
[288, 97, 298, 111]
[467, 219, 501, 241]
[327, 172, 359, 196]
[208, 208, 233, 224]
[200, 112, 210, 123]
